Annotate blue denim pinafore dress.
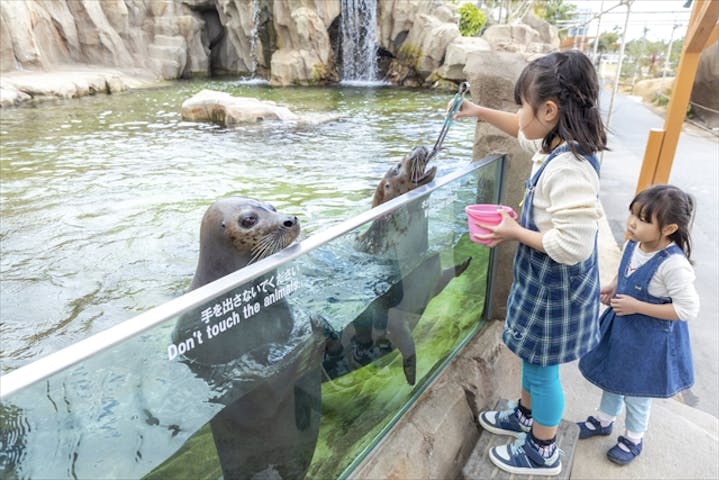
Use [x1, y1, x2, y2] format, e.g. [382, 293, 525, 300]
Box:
[504, 145, 601, 366]
[579, 241, 694, 397]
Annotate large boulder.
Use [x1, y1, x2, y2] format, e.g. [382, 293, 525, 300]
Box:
[403, 13, 460, 76]
[0, 67, 158, 107]
[633, 77, 674, 104]
[434, 37, 491, 81]
[482, 17, 558, 56]
[269, 4, 338, 85]
[521, 13, 560, 47]
[180, 89, 298, 126]
[464, 50, 532, 319]
[691, 41, 719, 128]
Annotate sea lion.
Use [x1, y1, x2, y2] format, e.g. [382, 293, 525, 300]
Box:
[189, 197, 299, 291]
[319, 148, 470, 386]
[171, 197, 321, 480]
[356, 145, 436, 256]
[371, 145, 436, 208]
[315, 253, 470, 385]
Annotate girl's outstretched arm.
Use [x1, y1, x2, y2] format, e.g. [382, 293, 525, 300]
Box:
[453, 99, 520, 138]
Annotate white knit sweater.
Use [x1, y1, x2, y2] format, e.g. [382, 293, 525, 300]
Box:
[518, 133, 602, 265]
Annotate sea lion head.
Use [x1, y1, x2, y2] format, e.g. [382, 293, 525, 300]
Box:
[191, 197, 300, 289]
[371, 146, 437, 208]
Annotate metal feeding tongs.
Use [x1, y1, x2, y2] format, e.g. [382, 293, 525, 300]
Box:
[427, 81, 470, 162]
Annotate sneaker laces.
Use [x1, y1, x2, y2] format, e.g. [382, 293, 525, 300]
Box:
[497, 400, 518, 422]
[508, 433, 528, 455]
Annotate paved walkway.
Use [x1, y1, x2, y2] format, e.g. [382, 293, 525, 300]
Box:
[598, 90, 719, 420]
[562, 92, 719, 478]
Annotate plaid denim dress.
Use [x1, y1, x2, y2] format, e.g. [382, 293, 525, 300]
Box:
[503, 146, 601, 366]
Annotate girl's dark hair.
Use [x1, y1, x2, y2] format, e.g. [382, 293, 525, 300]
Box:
[514, 50, 607, 158]
[630, 184, 695, 261]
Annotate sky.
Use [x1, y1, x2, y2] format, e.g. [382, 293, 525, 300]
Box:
[567, 0, 693, 42]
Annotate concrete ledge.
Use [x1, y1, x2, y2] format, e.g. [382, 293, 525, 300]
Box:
[463, 399, 579, 480]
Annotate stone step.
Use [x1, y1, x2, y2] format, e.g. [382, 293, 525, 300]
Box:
[462, 399, 579, 480]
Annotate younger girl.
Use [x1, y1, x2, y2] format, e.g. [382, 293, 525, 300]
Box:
[454, 50, 606, 476]
[577, 184, 699, 465]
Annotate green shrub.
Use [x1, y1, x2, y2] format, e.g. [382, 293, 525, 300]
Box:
[458, 3, 486, 37]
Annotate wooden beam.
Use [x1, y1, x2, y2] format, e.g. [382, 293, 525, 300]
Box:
[705, 22, 719, 49]
[684, 0, 719, 53]
[637, 129, 665, 193]
[636, 0, 719, 189]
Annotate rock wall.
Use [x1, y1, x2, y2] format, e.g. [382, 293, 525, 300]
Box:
[1, 0, 559, 102]
[0, 0, 277, 80]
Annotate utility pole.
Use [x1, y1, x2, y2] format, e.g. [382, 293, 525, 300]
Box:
[631, 25, 649, 94]
[605, 0, 633, 132]
[663, 24, 681, 79]
[592, 0, 605, 60]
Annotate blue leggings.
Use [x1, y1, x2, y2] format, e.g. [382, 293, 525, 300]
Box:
[522, 360, 564, 427]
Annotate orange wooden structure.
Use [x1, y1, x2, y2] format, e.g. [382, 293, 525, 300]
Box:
[636, 0, 719, 193]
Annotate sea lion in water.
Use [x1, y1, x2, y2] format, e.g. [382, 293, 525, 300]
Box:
[356, 145, 436, 255]
[172, 197, 321, 480]
[320, 147, 470, 385]
[315, 253, 470, 385]
[371, 145, 436, 208]
[189, 197, 299, 291]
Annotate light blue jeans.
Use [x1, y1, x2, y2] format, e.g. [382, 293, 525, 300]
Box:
[599, 391, 653, 433]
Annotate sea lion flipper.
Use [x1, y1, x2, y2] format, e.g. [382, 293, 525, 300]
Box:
[403, 354, 417, 386]
[386, 311, 417, 386]
[431, 256, 472, 297]
[454, 256, 472, 276]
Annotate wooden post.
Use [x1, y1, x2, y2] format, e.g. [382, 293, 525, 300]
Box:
[637, 128, 666, 192]
[635, 0, 719, 193]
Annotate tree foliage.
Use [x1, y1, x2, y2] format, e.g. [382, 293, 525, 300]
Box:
[620, 37, 685, 79]
[458, 3, 487, 37]
[597, 31, 619, 53]
[533, 0, 577, 25]
[474, 0, 527, 25]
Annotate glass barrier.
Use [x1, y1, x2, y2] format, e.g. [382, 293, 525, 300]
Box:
[0, 155, 505, 480]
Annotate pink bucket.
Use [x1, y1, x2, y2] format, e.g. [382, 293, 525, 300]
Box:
[465, 204, 518, 244]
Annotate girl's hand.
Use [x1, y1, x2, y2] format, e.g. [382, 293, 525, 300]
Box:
[599, 284, 617, 305]
[472, 210, 522, 247]
[609, 294, 642, 316]
[452, 99, 480, 120]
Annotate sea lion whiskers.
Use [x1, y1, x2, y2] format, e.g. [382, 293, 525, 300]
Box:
[409, 147, 429, 183]
[249, 230, 293, 263]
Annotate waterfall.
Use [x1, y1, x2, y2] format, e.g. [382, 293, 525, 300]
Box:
[238, 0, 268, 85]
[340, 0, 378, 83]
[248, 0, 261, 76]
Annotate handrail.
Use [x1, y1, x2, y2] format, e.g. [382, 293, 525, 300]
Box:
[0, 155, 503, 399]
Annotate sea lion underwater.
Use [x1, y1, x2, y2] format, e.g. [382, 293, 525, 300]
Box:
[171, 197, 321, 480]
[318, 146, 471, 386]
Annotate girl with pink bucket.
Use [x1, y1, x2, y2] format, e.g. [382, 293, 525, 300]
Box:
[454, 50, 606, 476]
